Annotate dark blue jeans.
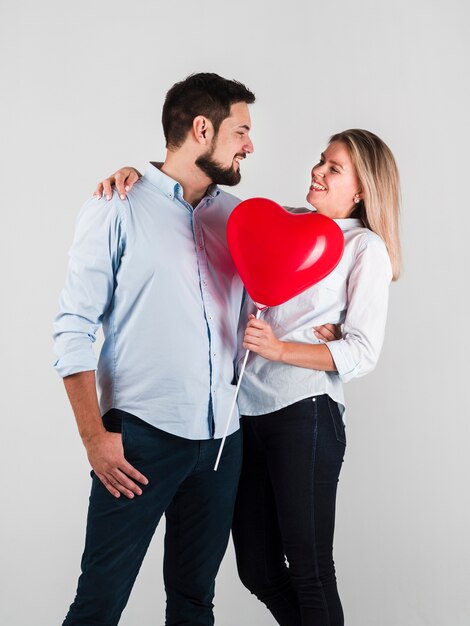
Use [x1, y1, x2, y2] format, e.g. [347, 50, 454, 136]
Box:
[63, 410, 242, 626]
[232, 395, 346, 626]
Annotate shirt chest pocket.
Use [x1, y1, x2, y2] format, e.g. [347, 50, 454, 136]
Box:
[266, 271, 348, 335]
[318, 272, 346, 292]
[301, 271, 348, 318]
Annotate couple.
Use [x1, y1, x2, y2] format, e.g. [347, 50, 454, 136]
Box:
[54, 72, 401, 626]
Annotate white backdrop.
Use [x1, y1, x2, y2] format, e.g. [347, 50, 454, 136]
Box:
[1, 1, 469, 625]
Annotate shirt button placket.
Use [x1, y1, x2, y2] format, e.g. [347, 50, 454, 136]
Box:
[194, 216, 216, 431]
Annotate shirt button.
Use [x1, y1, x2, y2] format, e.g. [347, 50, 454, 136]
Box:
[312, 398, 316, 403]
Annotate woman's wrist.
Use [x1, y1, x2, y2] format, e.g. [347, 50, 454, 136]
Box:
[277, 340, 288, 363]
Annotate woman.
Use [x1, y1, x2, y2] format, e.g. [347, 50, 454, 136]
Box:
[97, 128, 401, 626]
[232, 129, 400, 626]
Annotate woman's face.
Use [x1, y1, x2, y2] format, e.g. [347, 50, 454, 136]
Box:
[307, 141, 362, 219]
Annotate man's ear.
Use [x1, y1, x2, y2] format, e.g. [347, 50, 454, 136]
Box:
[192, 116, 214, 145]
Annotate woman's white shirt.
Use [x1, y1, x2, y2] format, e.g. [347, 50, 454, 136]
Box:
[237, 217, 393, 417]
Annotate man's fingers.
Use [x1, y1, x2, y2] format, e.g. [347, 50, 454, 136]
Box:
[87, 431, 149, 500]
[121, 460, 149, 486]
[110, 460, 149, 498]
[110, 469, 140, 499]
[314, 323, 342, 342]
[97, 468, 143, 500]
[97, 473, 121, 498]
[103, 469, 138, 499]
[112, 467, 145, 496]
[323, 323, 342, 339]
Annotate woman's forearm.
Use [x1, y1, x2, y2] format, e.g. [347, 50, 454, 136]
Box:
[243, 315, 337, 372]
[278, 341, 337, 371]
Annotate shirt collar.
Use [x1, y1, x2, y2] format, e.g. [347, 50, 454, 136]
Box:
[207, 184, 221, 198]
[333, 218, 363, 231]
[143, 162, 220, 200]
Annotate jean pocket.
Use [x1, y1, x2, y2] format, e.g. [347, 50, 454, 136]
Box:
[326, 396, 346, 445]
[120, 414, 146, 464]
[102, 408, 123, 433]
[121, 416, 128, 448]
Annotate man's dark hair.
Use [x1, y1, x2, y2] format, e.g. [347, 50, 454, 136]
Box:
[162, 73, 255, 149]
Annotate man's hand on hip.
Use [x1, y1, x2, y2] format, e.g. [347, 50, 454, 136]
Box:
[63, 371, 149, 500]
[85, 431, 149, 499]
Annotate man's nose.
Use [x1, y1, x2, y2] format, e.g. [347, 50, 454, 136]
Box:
[244, 136, 254, 154]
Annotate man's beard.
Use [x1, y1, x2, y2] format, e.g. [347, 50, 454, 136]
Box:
[196, 147, 244, 187]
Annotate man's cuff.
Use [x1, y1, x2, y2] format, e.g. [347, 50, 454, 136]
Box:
[53, 351, 97, 378]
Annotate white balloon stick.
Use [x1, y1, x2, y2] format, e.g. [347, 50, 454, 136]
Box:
[214, 308, 262, 471]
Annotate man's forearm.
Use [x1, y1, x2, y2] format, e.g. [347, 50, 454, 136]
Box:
[63, 371, 106, 445]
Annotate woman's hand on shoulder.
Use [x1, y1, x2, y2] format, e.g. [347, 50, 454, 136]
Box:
[93, 167, 142, 201]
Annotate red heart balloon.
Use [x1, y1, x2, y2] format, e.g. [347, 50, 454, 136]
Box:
[227, 198, 344, 308]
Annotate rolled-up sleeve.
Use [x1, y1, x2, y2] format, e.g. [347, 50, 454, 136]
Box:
[326, 232, 392, 383]
[53, 196, 126, 378]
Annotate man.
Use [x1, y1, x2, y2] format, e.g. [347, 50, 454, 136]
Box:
[53, 72, 255, 626]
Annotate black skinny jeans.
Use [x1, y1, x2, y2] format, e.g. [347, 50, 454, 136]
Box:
[232, 395, 346, 626]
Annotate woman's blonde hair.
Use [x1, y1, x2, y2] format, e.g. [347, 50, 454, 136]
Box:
[329, 129, 402, 280]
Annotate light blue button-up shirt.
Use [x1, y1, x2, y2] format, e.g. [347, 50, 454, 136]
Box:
[53, 163, 244, 440]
